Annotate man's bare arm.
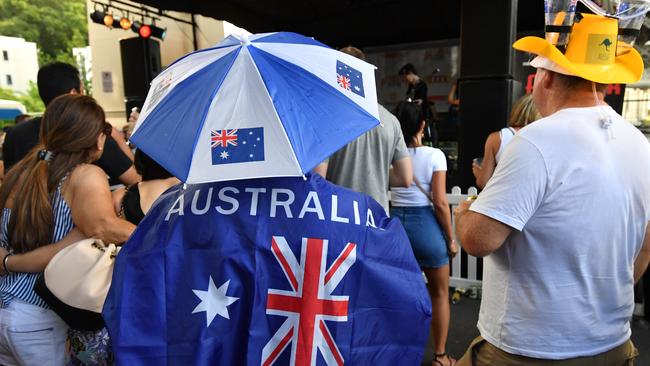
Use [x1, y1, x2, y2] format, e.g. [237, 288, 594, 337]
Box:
[455, 200, 512, 257]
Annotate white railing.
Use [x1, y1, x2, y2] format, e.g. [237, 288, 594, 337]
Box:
[447, 186, 482, 289]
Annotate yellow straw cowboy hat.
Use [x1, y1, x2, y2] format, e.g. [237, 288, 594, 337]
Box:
[513, 13, 643, 84]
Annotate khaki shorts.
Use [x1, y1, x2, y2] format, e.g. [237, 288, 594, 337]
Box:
[456, 336, 639, 366]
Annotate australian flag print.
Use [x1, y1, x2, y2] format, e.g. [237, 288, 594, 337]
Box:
[336, 61, 365, 98]
[211, 127, 265, 165]
[103, 174, 432, 366]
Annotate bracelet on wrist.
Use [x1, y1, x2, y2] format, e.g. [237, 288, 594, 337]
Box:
[3, 253, 14, 275]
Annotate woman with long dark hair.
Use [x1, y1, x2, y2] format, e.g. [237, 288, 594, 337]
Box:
[0, 94, 135, 365]
[112, 149, 179, 225]
[390, 101, 457, 366]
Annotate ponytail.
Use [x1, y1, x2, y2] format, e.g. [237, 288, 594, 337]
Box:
[0, 94, 106, 253]
[0, 147, 54, 253]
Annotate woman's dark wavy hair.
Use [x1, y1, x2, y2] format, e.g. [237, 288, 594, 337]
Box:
[134, 149, 173, 181]
[394, 101, 425, 146]
[0, 94, 106, 253]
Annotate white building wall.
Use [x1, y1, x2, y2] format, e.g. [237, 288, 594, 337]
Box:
[86, 0, 230, 127]
[0, 36, 39, 94]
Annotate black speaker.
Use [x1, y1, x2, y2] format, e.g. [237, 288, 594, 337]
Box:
[120, 37, 162, 99]
[457, 78, 518, 189]
[460, 0, 518, 78]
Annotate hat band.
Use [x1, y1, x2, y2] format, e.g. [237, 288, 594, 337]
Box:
[619, 28, 640, 37]
[545, 25, 573, 34]
[530, 56, 575, 77]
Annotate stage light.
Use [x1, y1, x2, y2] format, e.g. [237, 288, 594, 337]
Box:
[103, 13, 114, 27]
[89, 2, 167, 40]
[120, 17, 132, 30]
[150, 25, 166, 40]
[139, 24, 151, 38]
[131, 20, 166, 40]
[90, 10, 105, 25]
[131, 20, 144, 36]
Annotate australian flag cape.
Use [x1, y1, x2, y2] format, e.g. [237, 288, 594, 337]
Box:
[103, 173, 432, 365]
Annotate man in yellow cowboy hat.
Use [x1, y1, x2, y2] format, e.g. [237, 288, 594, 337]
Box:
[454, 12, 650, 365]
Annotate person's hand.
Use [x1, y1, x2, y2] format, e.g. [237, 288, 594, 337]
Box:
[447, 239, 459, 258]
[454, 198, 474, 221]
[128, 110, 140, 124]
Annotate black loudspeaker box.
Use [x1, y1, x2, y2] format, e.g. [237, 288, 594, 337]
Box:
[120, 37, 162, 99]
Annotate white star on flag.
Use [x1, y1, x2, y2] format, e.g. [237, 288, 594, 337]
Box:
[192, 277, 239, 327]
[220, 151, 229, 159]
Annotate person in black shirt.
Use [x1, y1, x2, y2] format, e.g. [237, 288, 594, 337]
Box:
[2, 63, 140, 185]
[399, 63, 437, 122]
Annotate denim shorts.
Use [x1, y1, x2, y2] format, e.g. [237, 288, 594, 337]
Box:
[390, 206, 449, 269]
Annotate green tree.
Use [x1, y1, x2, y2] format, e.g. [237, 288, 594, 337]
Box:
[0, 82, 45, 113]
[18, 81, 45, 112]
[75, 50, 93, 96]
[0, 0, 88, 65]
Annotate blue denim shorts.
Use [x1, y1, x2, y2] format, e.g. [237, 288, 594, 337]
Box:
[390, 206, 449, 269]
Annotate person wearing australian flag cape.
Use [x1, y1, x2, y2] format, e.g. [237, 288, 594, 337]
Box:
[103, 173, 432, 365]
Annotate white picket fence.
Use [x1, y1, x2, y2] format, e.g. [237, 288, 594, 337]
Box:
[446, 186, 481, 289]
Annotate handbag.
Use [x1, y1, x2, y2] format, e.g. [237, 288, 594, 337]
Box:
[412, 176, 458, 257]
[34, 238, 120, 331]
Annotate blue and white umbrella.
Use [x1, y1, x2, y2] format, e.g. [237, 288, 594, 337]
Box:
[131, 32, 380, 183]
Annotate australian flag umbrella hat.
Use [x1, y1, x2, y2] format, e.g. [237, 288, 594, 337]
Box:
[130, 32, 380, 183]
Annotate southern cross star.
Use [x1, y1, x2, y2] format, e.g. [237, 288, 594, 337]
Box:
[192, 276, 239, 327]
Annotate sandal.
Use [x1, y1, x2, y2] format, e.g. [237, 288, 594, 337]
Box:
[433, 352, 457, 366]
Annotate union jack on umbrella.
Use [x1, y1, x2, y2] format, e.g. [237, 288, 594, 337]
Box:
[211, 129, 238, 148]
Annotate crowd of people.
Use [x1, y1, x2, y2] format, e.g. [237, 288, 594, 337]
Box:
[0, 63, 180, 364]
[0, 10, 648, 366]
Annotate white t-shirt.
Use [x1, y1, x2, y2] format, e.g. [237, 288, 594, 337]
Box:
[471, 106, 650, 359]
[495, 127, 516, 163]
[391, 146, 447, 207]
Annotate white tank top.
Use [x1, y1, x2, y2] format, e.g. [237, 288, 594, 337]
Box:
[495, 127, 516, 163]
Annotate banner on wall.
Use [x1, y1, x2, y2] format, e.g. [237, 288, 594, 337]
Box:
[366, 44, 459, 113]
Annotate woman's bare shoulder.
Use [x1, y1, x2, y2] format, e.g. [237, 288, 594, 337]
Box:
[69, 164, 107, 182]
[66, 164, 109, 193]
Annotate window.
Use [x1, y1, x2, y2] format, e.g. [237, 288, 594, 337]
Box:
[2, 51, 7, 61]
[5, 75, 12, 85]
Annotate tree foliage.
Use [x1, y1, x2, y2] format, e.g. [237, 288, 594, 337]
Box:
[0, 0, 88, 65]
[0, 82, 45, 113]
